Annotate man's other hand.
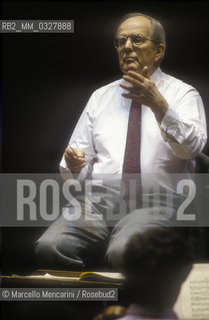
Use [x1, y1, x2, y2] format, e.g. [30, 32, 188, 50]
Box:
[64, 147, 87, 173]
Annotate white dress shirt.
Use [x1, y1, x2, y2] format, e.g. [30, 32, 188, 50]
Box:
[60, 68, 207, 184]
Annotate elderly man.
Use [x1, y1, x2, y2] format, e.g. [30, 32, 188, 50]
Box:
[35, 13, 207, 270]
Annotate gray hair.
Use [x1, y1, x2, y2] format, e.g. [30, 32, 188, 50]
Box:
[117, 12, 166, 48]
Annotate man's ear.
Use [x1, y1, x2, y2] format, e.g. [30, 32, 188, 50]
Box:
[155, 43, 165, 64]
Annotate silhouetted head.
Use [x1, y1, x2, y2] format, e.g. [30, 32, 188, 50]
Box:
[122, 228, 194, 313]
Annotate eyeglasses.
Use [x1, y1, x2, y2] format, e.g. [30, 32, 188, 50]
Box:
[114, 34, 157, 49]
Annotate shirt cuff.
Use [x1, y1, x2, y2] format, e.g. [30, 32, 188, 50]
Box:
[160, 107, 184, 144]
[59, 158, 89, 181]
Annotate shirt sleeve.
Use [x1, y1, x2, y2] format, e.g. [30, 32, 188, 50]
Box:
[159, 88, 207, 159]
[59, 93, 97, 180]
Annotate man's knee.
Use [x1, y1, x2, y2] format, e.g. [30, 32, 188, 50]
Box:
[106, 240, 126, 271]
[35, 233, 84, 268]
[35, 235, 56, 266]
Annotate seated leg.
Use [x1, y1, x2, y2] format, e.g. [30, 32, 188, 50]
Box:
[106, 206, 175, 270]
[35, 200, 110, 269]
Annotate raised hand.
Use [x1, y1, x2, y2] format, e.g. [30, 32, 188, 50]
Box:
[120, 66, 168, 122]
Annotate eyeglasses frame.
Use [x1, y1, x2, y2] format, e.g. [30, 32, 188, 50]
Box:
[114, 34, 158, 49]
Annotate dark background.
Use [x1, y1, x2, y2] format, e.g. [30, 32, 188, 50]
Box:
[0, 1, 209, 319]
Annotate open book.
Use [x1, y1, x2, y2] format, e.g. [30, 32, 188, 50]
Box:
[0, 270, 125, 284]
[78, 271, 125, 283]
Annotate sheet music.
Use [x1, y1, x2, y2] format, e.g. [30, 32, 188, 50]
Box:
[175, 264, 209, 319]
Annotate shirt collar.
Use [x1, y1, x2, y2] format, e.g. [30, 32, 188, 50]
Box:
[150, 67, 163, 86]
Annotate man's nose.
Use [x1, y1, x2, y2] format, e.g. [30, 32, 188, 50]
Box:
[124, 38, 133, 50]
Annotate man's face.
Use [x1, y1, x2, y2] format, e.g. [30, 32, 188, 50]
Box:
[117, 16, 162, 75]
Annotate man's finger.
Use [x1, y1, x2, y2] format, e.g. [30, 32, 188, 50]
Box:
[65, 147, 85, 159]
[142, 66, 150, 79]
[122, 75, 144, 88]
[65, 148, 77, 158]
[65, 153, 86, 163]
[127, 70, 146, 82]
[67, 147, 79, 158]
[65, 158, 86, 166]
[69, 147, 79, 158]
[121, 92, 141, 101]
[65, 151, 84, 160]
[120, 83, 134, 92]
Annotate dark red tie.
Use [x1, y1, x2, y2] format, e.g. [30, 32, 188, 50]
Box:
[122, 100, 141, 211]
